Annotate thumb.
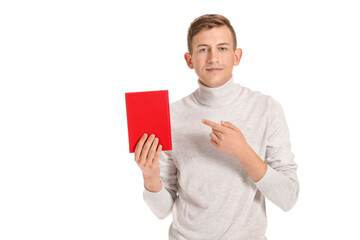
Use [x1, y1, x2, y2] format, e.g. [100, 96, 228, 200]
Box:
[221, 120, 238, 131]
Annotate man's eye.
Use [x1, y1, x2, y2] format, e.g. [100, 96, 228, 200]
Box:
[220, 47, 227, 51]
[200, 48, 207, 52]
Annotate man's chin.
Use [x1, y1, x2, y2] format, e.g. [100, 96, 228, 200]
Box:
[199, 77, 228, 88]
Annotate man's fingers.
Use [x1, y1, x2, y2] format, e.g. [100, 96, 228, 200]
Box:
[202, 119, 225, 133]
[147, 137, 159, 161]
[134, 133, 147, 162]
[221, 121, 239, 131]
[209, 132, 219, 146]
[153, 144, 162, 165]
[139, 134, 155, 164]
[212, 128, 223, 135]
[210, 132, 219, 143]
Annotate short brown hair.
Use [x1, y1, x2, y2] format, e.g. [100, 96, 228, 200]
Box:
[187, 14, 237, 55]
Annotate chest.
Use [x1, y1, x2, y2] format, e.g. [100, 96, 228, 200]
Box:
[170, 103, 268, 162]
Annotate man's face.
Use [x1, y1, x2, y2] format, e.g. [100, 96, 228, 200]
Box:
[185, 26, 242, 88]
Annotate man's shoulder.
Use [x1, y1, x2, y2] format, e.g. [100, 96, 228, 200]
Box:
[237, 83, 271, 105]
[241, 85, 285, 114]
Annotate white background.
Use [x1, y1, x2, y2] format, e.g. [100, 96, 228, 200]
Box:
[1, 0, 359, 239]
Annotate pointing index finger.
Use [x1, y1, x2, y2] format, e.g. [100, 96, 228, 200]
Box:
[202, 119, 225, 132]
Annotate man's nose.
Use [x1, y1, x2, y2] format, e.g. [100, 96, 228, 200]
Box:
[207, 49, 220, 63]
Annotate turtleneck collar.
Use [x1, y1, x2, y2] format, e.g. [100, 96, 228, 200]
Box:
[193, 76, 242, 107]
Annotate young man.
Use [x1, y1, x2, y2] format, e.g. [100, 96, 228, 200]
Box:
[134, 14, 299, 240]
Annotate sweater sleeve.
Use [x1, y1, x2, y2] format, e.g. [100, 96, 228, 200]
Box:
[254, 96, 299, 211]
[143, 150, 178, 219]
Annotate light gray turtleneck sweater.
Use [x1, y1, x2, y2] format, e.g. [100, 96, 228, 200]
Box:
[143, 76, 299, 240]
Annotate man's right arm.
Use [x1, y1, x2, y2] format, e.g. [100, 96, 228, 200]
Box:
[142, 149, 178, 220]
[144, 175, 162, 192]
[134, 133, 177, 219]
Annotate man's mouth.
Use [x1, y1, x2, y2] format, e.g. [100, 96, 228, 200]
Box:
[206, 68, 223, 72]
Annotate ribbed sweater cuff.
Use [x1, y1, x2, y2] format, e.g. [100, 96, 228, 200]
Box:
[143, 183, 165, 195]
[143, 183, 171, 204]
[254, 165, 276, 191]
[143, 183, 174, 219]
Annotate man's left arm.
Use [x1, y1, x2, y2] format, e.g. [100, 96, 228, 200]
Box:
[202, 96, 299, 211]
[253, 96, 299, 211]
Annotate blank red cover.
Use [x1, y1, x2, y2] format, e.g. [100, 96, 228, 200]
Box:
[125, 90, 172, 153]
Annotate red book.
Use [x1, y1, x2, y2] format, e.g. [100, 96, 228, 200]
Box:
[125, 90, 172, 153]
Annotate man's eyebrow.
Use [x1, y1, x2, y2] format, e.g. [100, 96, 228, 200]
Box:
[197, 44, 209, 48]
[217, 42, 230, 46]
[197, 42, 230, 48]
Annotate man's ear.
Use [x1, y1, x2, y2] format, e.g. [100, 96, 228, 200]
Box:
[234, 48, 242, 66]
[184, 52, 194, 69]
